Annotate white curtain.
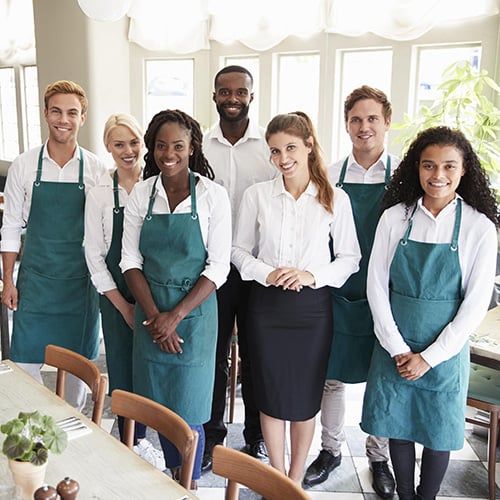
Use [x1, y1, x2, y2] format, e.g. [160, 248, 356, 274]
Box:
[326, 0, 500, 41]
[0, 0, 35, 64]
[126, 0, 499, 52]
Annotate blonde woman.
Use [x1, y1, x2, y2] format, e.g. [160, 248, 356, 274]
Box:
[84, 114, 164, 469]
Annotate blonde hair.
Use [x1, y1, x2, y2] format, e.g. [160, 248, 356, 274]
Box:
[44, 80, 88, 114]
[103, 114, 143, 147]
[265, 111, 334, 213]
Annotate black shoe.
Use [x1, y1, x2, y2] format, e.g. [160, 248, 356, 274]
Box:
[201, 439, 220, 472]
[302, 450, 341, 488]
[244, 439, 269, 462]
[370, 461, 395, 498]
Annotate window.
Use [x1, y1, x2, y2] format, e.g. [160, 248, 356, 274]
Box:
[412, 44, 481, 115]
[0, 68, 19, 161]
[145, 59, 194, 125]
[23, 66, 41, 151]
[334, 49, 393, 159]
[275, 52, 320, 126]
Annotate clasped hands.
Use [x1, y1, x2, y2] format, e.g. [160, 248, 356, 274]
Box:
[266, 267, 315, 291]
[394, 351, 431, 380]
[143, 311, 184, 354]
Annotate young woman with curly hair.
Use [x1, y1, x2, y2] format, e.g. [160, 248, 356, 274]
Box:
[120, 109, 231, 488]
[361, 126, 499, 500]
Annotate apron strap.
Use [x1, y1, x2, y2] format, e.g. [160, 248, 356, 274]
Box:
[400, 203, 418, 246]
[400, 198, 462, 250]
[35, 145, 85, 189]
[336, 157, 349, 187]
[35, 145, 44, 185]
[450, 198, 462, 251]
[146, 171, 199, 220]
[146, 176, 159, 220]
[112, 170, 121, 214]
[189, 170, 198, 220]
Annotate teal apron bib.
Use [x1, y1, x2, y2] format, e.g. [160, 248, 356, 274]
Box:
[327, 157, 391, 382]
[99, 172, 135, 393]
[11, 146, 99, 363]
[361, 200, 468, 451]
[132, 172, 218, 425]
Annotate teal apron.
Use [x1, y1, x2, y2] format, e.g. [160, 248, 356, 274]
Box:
[10, 145, 99, 363]
[132, 172, 218, 425]
[99, 171, 135, 394]
[361, 199, 468, 451]
[327, 157, 391, 382]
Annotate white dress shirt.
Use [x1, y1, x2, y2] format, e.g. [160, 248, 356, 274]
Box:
[120, 173, 231, 289]
[1, 143, 108, 253]
[328, 151, 400, 185]
[84, 170, 136, 294]
[367, 196, 498, 367]
[203, 120, 276, 233]
[232, 176, 361, 289]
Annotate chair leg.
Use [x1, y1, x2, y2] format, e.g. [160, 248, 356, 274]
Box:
[487, 408, 499, 500]
[228, 340, 239, 424]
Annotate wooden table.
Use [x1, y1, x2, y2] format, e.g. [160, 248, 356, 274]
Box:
[0, 360, 197, 500]
[470, 305, 500, 369]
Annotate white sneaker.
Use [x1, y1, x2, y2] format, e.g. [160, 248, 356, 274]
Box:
[133, 439, 166, 471]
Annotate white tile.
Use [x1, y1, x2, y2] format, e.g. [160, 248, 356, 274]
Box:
[309, 492, 364, 499]
[450, 438, 480, 460]
[195, 487, 225, 499]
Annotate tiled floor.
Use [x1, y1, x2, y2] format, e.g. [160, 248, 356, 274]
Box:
[37, 344, 499, 499]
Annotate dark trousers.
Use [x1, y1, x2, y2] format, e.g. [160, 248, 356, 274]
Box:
[203, 267, 262, 445]
[389, 438, 450, 500]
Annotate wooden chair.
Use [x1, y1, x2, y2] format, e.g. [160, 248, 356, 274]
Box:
[466, 362, 500, 500]
[212, 445, 310, 500]
[44, 344, 107, 426]
[111, 389, 198, 489]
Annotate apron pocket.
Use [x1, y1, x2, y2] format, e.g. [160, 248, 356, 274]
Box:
[386, 339, 461, 393]
[135, 311, 211, 367]
[331, 294, 373, 337]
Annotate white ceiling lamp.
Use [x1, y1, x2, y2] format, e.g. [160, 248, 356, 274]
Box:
[77, 0, 132, 22]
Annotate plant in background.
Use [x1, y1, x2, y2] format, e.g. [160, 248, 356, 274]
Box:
[1, 411, 67, 465]
[392, 61, 500, 185]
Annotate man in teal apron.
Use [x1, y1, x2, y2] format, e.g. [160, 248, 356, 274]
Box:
[1, 80, 105, 409]
[304, 86, 398, 498]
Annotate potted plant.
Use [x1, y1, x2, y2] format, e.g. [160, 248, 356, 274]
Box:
[1, 411, 67, 499]
[392, 60, 500, 188]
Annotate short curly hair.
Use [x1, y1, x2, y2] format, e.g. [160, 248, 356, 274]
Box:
[382, 126, 499, 226]
[143, 109, 214, 181]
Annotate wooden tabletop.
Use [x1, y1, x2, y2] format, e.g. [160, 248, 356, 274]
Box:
[470, 305, 500, 369]
[0, 360, 197, 500]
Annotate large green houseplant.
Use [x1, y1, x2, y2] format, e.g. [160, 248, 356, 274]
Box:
[392, 61, 500, 185]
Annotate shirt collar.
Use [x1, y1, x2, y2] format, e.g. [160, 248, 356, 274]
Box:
[271, 175, 318, 198]
[346, 150, 389, 172]
[208, 119, 262, 145]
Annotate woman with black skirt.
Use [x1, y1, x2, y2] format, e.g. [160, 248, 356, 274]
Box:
[232, 111, 361, 484]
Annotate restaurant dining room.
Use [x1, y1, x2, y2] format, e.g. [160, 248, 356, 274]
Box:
[0, 0, 500, 499]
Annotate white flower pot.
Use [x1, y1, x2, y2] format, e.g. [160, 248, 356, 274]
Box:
[8, 459, 47, 500]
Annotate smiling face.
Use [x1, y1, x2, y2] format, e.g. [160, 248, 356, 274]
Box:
[213, 72, 253, 123]
[106, 125, 142, 173]
[345, 98, 390, 159]
[418, 144, 465, 213]
[153, 121, 193, 180]
[44, 93, 86, 146]
[267, 131, 312, 182]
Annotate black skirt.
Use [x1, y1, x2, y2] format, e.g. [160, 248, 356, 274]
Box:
[247, 282, 332, 421]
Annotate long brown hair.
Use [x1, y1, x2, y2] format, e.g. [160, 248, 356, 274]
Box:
[265, 111, 334, 213]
